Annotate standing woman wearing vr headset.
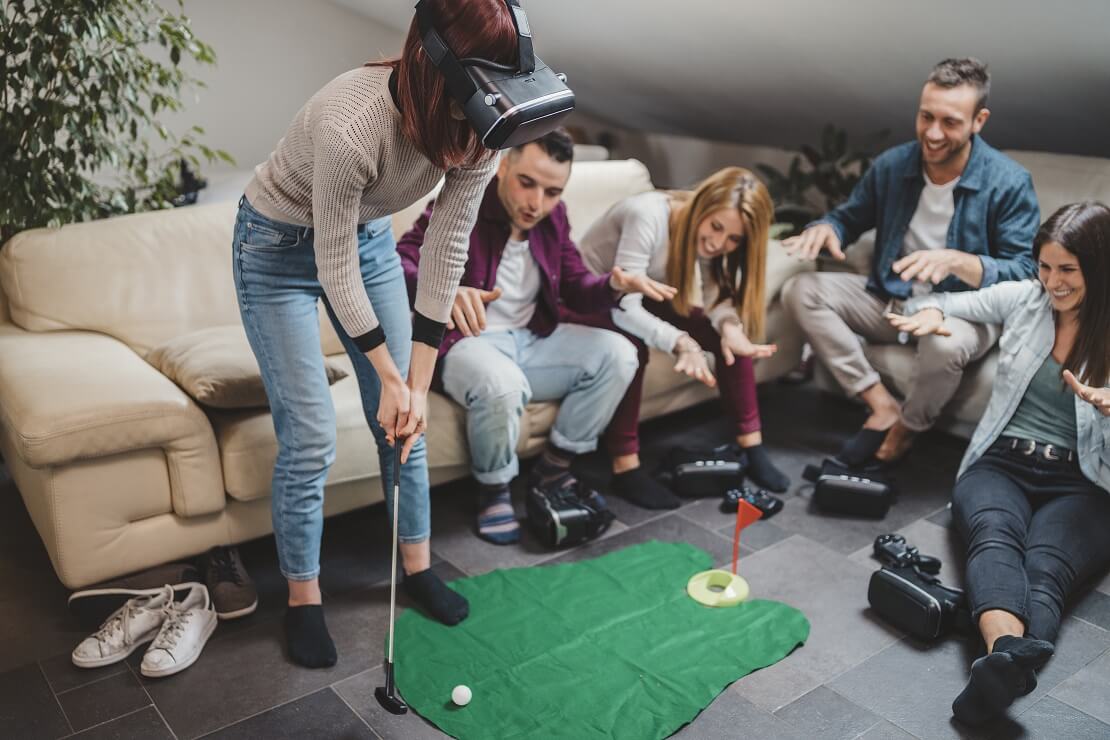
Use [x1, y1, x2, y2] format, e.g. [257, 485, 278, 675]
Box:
[573, 168, 791, 508]
[232, 0, 568, 669]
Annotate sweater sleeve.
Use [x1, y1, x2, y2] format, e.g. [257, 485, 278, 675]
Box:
[311, 123, 384, 351]
[608, 211, 685, 353]
[412, 154, 500, 324]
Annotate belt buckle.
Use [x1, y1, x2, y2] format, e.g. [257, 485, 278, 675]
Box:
[1043, 444, 1060, 461]
[1014, 438, 1037, 456]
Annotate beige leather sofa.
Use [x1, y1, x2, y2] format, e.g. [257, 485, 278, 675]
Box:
[796, 150, 1110, 438]
[0, 159, 812, 589]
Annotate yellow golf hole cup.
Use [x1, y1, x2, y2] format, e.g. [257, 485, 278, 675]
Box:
[686, 569, 750, 608]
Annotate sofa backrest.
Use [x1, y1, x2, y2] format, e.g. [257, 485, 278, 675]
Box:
[0, 201, 242, 355]
[0, 159, 655, 355]
[1006, 150, 1110, 222]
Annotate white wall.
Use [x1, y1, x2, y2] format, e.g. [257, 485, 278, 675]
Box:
[570, 112, 797, 190]
[165, 0, 404, 175]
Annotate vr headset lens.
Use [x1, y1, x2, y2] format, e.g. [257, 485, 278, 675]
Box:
[416, 0, 575, 149]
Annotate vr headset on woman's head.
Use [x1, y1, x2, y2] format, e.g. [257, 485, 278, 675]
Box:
[414, 0, 575, 149]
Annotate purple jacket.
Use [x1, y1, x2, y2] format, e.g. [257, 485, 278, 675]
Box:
[397, 177, 619, 376]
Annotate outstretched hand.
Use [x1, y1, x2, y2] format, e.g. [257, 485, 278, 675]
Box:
[782, 223, 845, 261]
[886, 309, 952, 337]
[609, 266, 678, 302]
[719, 322, 776, 365]
[1063, 370, 1110, 417]
[447, 286, 502, 337]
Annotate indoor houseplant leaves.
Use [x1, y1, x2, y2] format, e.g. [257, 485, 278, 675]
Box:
[0, 0, 233, 244]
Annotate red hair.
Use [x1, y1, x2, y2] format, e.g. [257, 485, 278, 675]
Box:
[370, 0, 519, 169]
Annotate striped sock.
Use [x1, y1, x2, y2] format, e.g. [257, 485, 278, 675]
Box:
[532, 443, 575, 485]
[476, 485, 520, 545]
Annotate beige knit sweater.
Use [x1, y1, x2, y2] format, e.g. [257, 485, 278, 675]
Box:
[244, 65, 498, 342]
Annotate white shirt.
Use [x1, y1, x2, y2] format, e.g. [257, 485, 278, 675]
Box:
[902, 173, 959, 296]
[578, 191, 739, 353]
[484, 237, 541, 332]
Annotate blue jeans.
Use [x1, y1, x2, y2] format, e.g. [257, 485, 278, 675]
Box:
[232, 198, 430, 581]
[440, 324, 638, 485]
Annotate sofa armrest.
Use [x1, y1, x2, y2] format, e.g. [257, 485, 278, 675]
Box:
[765, 239, 817, 301]
[0, 325, 225, 517]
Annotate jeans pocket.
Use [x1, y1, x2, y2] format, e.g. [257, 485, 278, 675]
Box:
[240, 220, 300, 252]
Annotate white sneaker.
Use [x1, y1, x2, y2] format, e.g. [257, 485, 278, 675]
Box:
[140, 583, 218, 678]
[71, 585, 174, 668]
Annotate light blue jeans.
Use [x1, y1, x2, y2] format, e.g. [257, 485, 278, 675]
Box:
[232, 198, 430, 581]
[440, 324, 638, 485]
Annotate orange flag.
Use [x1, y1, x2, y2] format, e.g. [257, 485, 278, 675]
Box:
[731, 499, 763, 575]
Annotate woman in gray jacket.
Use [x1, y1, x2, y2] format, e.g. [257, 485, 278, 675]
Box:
[890, 201, 1110, 726]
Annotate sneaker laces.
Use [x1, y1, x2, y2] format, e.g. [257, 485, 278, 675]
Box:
[91, 586, 170, 649]
[211, 547, 244, 586]
[152, 606, 191, 651]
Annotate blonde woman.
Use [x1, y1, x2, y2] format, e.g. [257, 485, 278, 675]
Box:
[572, 167, 788, 508]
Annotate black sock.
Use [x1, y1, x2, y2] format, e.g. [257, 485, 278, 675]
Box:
[612, 466, 681, 510]
[532, 444, 575, 485]
[285, 605, 337, 668]
[952, 637, 1053, 726]
[838, 428, 887, 467]
[743, 445, 790, 493]
[404, 569, 469, 626]
[995, 635, 1054, 697]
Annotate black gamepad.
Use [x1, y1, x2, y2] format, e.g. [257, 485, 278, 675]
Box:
[720, 486, 783, 519]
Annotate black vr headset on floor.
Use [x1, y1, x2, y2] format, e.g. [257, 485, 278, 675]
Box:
[526, 482, 614, 549]
[415, 0, 575, 149]
[803, 458, 895, 519]
[867, 534, 972, 641]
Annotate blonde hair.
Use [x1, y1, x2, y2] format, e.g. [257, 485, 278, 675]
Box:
[665, 167, 774, 341]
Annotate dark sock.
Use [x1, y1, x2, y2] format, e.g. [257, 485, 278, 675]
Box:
[952, 637, 1053, 725]
[612, 466, 681, 510]
[743, 444, 790, 493]
[285, 605, 337, 668]
[404, 569, 469, 626]
[476, 485, 520, 545]
[838, 428, 887, 467]
[995, 635, 1054, 696]
[532, 444, 575, 485]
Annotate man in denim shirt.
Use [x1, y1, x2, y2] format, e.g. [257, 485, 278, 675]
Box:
[782, 58, 1039, 464]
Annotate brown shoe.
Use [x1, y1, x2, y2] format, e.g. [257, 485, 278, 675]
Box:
[205, 546, 258, 620]
[875, 420, 917, 463]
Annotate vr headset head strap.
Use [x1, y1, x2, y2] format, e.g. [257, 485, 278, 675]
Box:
[414, 0, 477, 102]
[505, 0, 535, 74]
[415, 0, 536, 105]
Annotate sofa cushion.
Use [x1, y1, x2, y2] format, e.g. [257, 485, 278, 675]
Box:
[147, 325, 348, 410]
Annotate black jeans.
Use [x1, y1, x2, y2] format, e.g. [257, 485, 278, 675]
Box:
[952, 442, 1110, 643]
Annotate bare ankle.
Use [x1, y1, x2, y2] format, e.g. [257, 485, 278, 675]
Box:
[612, 453, 640, 474]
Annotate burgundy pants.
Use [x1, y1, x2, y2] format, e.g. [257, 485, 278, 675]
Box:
[562, 298, 762, 456]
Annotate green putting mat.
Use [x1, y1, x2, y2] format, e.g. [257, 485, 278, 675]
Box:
[393, 541, 809, 739]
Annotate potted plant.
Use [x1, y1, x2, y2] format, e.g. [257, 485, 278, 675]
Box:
[0, 0, 232, 244]
[758, 124, 888, 237]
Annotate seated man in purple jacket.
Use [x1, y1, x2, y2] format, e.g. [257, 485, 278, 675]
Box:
[397, 129, 675, 545]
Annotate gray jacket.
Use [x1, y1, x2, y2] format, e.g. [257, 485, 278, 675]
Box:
[905, 280, 1110, 491]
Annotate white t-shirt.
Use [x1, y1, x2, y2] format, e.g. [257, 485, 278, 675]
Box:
[901, 173, 959, 295]
[484, 237, 542, 332]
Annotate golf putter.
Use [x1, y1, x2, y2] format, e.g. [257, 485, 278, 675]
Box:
[375, 439, 408, 715]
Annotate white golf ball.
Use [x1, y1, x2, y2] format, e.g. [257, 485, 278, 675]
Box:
[451, 684, 472, 706]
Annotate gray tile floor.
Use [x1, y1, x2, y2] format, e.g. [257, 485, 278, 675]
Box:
[2, 382, 1108, 739]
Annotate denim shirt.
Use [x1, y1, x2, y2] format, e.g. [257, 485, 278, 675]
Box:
[905, 281, 1110, 492]
[814, 136, 1040, 300]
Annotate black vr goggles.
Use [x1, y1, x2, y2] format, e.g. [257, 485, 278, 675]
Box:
[414, 0, 575, 149]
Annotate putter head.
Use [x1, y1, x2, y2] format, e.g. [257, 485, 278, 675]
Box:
[374, 686, 409, 715]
